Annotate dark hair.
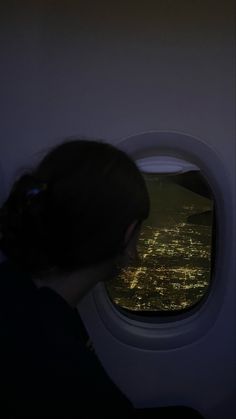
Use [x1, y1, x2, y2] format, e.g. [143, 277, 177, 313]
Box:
[0, 140, 149, 275]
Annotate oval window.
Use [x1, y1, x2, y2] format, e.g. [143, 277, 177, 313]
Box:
[106, 156, 214, 313]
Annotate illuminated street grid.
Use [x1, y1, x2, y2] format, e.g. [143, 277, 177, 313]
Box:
[107, 206, 213, 312]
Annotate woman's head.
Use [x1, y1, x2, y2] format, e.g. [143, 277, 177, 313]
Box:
[0, 140, 150, 275]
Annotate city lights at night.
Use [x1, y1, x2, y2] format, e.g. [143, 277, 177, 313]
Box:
[107, 174, 213, 312]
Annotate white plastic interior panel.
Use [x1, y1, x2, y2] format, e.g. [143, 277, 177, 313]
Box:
[136, 156, 199, 174]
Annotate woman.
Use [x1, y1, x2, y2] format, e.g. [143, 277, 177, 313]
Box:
[0, 139, 149, 417]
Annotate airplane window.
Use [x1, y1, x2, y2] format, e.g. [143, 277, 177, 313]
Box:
[106, 162, 214, 313]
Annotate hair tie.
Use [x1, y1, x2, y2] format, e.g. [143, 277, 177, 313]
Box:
[26, 183, 47, 198]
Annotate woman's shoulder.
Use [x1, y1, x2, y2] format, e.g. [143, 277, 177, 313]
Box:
[0, 261, 133, 417]
[0, 260, 35, 303]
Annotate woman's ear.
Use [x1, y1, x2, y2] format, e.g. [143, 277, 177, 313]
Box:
[124, 221, 139, 246]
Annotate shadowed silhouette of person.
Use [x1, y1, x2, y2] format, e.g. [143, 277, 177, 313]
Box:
[0, 139, 204, 418]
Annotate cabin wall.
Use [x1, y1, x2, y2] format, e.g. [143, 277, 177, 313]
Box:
[0, 0, 235, 196]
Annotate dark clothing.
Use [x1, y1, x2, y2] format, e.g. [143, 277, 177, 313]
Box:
[0, 261, 205, 419]
[0, 261, 133, 417]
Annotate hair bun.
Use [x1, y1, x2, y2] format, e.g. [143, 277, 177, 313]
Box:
[0, 172, 49, 269]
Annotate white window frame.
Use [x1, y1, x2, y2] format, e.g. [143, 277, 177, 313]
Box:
[79, 131, 232, 350]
